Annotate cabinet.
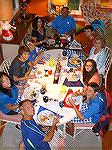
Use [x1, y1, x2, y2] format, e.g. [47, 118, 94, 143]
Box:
[0, 14, 35, 62]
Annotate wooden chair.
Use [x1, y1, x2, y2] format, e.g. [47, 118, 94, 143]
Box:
[1, 58, 11, 75]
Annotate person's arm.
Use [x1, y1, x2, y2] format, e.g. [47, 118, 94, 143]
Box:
[43, 116, 59, 142]
[6, 103, 19, 110]
[52, 28, 60, 37]
[65, 28, 76, 36]
[13, 74, 35, 82]
[68, 99, 84, 120]
[13, 62, 35, 82]
[0, 111, 22, 123]
[33, 52, 44, 66]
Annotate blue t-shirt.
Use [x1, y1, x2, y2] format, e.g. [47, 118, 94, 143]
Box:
[29, 49, 38, 62]
[52, 15, 76, 34]
[83, 93, 105, 123]
[9, 56, 29, 78]
[21, 119, 50, 150]
[0, 85, 18, 114]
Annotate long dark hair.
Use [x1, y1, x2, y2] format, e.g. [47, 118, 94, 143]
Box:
[32, 17, 45, 31]
[83, 59, 98, 85]
[0, 72, 14, 97]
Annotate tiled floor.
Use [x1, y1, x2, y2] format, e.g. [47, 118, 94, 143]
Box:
[0, 123, 102, 150]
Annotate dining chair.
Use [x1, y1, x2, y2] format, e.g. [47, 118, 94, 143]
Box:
[104, 47, 112, 89]
[23, 33, 32, 47]
[1, 58, 11, 75]
[73, 123, 94, 138]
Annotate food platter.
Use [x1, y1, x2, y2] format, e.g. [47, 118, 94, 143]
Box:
[23, 87, 39, 100]
[37, 110, 54, 126]
[69, 57, 82, 66]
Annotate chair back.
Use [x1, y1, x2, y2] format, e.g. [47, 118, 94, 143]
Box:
[104, 47, 112, 77]
[104, 47, 112, 89]
[1, 58, 11, 75]
[23, 34, 32, 47]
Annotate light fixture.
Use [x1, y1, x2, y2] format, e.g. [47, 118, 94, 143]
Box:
[51, 0, 68, 6]
[50, 0, 68, 15]
[0, 0, 14, 41]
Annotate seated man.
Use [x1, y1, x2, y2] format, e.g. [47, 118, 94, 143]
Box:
[52, 7, 76, 41]
[19, 99, 59, 150]
[82, 25, 95, 55]
[9, 46, 43, 83]
[66, 83, 106, 136]
[70, 82, 106, 123]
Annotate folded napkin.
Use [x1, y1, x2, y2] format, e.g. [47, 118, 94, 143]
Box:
[37, 106, 63, 118]
[63, 78, 84, 87]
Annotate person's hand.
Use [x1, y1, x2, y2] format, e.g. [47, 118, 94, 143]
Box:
[27, 42, 36, 50]
[42, 37, 48, 43]
[52, 115, 59, 126]
[23, 83, 30, 88]
[28, 74, 36, 79]
[68, 98, 75, 106]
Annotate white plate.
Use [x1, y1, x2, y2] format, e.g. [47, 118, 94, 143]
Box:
[68, 73, 80, 81]
[37, 110, 54, 126]
[69, 57, 81, 66]
[23, 87, 39, 100]
[66, 95, 82, 106]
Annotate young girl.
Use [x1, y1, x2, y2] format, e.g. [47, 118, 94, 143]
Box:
[83, 59, 100, 86]
[0, 72, 20, 115]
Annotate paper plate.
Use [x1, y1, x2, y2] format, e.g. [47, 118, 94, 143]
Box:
[37, 110, 54, 126]
[66, 95, 82, 106]
[23, 87, 39, 100]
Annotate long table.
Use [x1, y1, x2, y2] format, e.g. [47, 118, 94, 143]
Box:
[22, 49, 83, 129]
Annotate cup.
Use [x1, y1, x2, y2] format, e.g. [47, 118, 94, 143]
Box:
[60, 85, 67, 94]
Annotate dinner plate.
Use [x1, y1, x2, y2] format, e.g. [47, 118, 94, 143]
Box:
[37, 110, 54, 126]
[23, 87, 39, 100]
[66, 95, 82, 106]
[67, 73, 81, 81]
[69, 57, 81, 66]
[35, 70, 44, 79]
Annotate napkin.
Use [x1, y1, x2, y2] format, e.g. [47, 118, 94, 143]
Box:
[63, 78, 84, 87]
[37, 106, 63, 118]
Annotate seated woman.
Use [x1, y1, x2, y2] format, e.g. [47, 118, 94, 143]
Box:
[83, 59, 100, 86]
[88, 36, 106, 75]
[31, 17, 47, 47]
[0, 72, 21, 115]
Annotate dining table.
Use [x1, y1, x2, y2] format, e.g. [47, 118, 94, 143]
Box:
[22, 49, 84, 136]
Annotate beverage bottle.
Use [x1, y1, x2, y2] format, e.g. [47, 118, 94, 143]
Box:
[53, 61, 61, 84]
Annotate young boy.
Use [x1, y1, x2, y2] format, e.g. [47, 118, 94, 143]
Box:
[9, 46, 43, 83]
[19, 99, 59, 150]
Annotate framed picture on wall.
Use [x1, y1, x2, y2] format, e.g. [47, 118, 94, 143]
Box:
[68, 0, 84, 15]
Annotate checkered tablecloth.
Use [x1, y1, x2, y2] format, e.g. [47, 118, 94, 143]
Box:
[71, 102, 92, 123]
